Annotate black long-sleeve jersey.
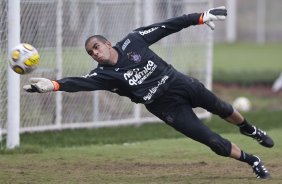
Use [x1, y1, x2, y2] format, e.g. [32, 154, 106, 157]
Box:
[57, 13, 201, 104]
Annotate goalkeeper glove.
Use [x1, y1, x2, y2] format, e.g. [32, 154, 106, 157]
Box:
[23, 78, 60, 93]
[199, 6, 227, 30]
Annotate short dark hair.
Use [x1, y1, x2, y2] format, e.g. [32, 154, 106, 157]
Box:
[85, 35, 109, 47]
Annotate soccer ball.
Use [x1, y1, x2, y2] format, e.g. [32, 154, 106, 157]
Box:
[232, 97, 251, 112]
[8, 43, 40, 75]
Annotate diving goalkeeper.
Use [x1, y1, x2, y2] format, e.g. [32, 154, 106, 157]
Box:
[24, 6, 274, 179]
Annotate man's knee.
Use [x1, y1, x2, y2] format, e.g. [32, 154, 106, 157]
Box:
[208, 135, 231, 157]
[214, 99, 234, 118]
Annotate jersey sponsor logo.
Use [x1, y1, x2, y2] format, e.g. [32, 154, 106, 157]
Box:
[127, 52, 141, 63]
[82, 72, 97, 78]
[123, 60, 157, 86]
[122, 39, 131, 51]
[143, 75, 169, 101]
[139, 27, 158, 35]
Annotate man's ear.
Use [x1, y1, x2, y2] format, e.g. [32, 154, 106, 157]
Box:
[105, 41, 112, 48]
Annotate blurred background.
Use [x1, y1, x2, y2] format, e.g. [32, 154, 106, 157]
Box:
[0, 1, 281, 182]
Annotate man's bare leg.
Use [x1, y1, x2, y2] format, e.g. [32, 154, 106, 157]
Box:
[224, 108, 274, 148]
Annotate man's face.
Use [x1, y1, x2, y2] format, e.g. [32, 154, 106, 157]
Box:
[85, 38, 112, 65]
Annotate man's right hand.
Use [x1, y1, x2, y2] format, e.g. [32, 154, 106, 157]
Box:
[23, 78, 59, 93]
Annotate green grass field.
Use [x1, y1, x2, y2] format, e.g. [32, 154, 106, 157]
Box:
[1, 110, 281, 183]
[0, 128, 281, 184]
[213, 43, 282, 84]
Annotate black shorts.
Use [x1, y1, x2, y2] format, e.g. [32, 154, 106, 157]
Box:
[146, 71, 233, 119]
[145, 72, 233, 149]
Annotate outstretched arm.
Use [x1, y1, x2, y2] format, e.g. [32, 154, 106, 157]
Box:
[23, 75, 109, 93]
[134, 6, 227, 46]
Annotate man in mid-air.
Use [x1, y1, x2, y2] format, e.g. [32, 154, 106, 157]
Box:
[24, 6, 274, 179]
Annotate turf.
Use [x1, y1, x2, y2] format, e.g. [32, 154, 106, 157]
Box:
[213, 43, 282, 84]
[0, 110, 281, 183]
[0, 129, 281, 184]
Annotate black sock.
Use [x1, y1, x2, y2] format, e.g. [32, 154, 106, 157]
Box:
[237, 119, 255, 134]
[238, 150, 259, 166]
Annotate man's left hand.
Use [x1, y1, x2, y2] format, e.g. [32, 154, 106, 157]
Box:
[199, 6, 227, 30]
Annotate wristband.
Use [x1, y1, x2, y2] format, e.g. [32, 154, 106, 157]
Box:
[199, 13, 204, 24]
[51, 80, 60, 91]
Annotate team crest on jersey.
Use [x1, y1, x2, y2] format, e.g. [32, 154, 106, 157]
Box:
[127, 52, 141, 63]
